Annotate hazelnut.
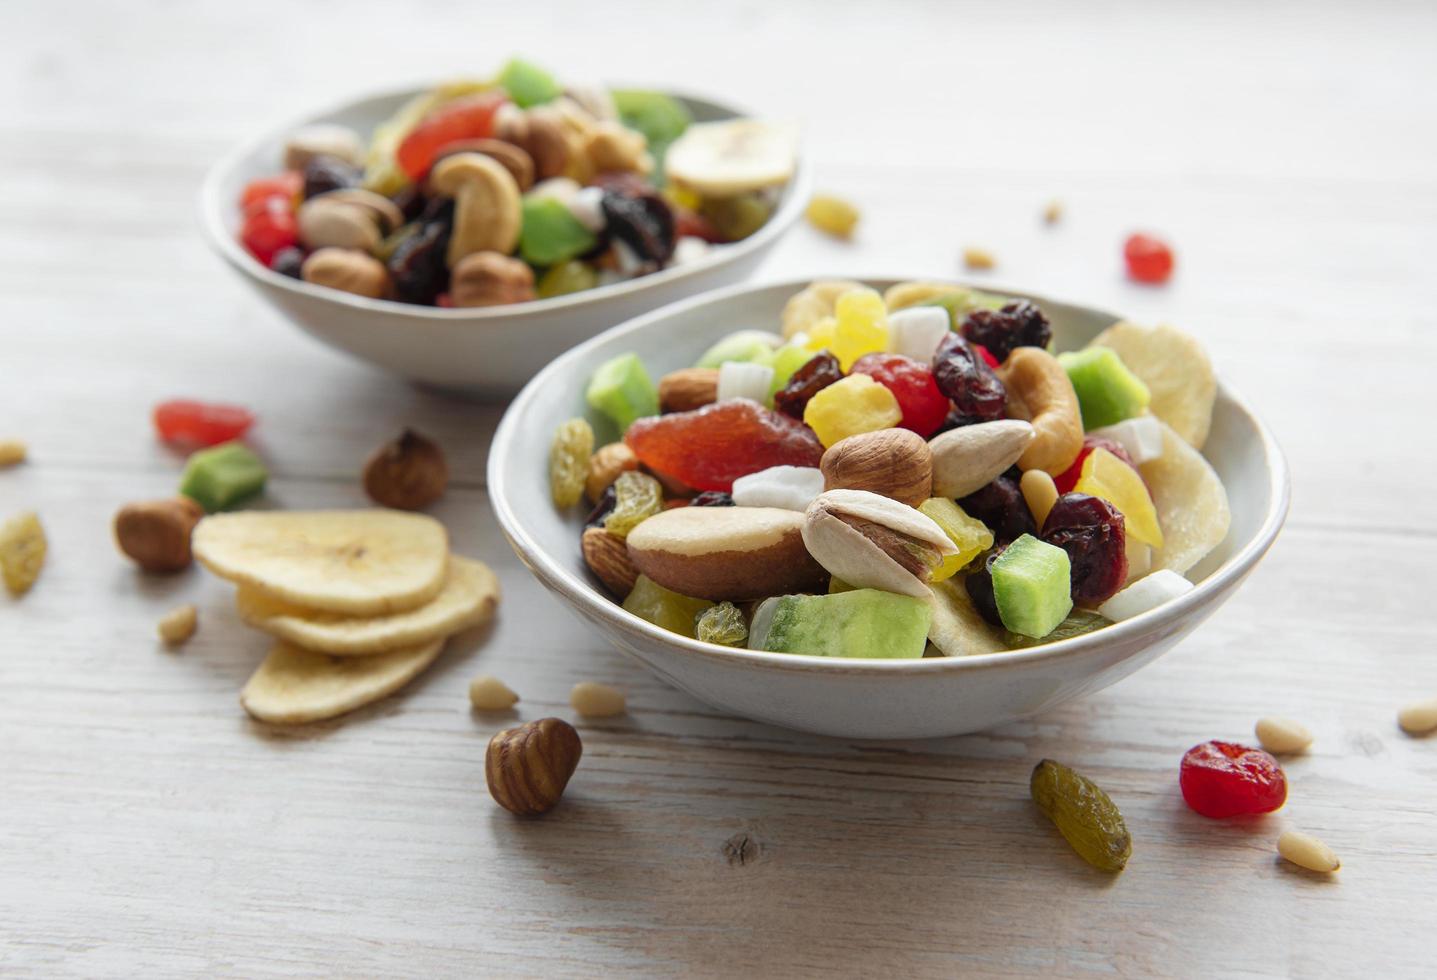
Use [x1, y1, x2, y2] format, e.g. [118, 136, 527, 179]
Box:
[114, 497, 204, 572]
[485, 717, 583, 816]
[584, 442, 638, 503]
[362, 429, 448, 511]
[820, 429, 933, 507]
[657, 368, 719, 414]
[450, 251, 535, 308]
[301, 247, 391, 299]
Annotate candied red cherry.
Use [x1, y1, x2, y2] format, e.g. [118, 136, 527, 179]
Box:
[396, 92, 508, 180]
[154, 399, 256, 447]
[1053, 436, 1139, 494]
[958, 471, 1035, 544]
[625, 400, 823, 492]
[1041, 493, 1127, 604]
[774, 351, 843, 420]
[1180, 741, 1287, 818]
[850, 353, 949, 438]
[971, 343, 1000, 370]
[932, 333, 1007, 423]
[961, 301, 1052, 363]
[240, 205, 299, 266]
[239, 172, 302, 211]
[1124, 233, 1174, 284]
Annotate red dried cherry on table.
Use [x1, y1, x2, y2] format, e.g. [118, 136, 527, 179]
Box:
[240, 204, 299, 266]
[932, 333, 1007, 423]
[850, 353, 950, 438]
[774, 351, 843, 420]
[1124, 233, 1175, 284]
[154, 400, 256, 448]
[625, 400, 823, 492]
[961, 301, 1053, 363]
[1053, 436, 1140, 494]
[396, 92, 509, 180]
[239, 172, 302, 211]
[1180, 741, 1287, 818]
[1041, 493, 1127, 604]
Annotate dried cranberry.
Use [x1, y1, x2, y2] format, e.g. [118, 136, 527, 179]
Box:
[690, 491, 735, 507]
[964, 549, 1005, 627]
[932, 333, 1007, 422]
[774, 351, 843, 420]
[1053, 436, 1139, 494]
[268, 246, 305, 279]
[388, 217, 452, 305]
[958, 473, 1035, 544]
[302, 154, 361, 199]
[584, 484, 617, 529]
[1180, 741, 1287, 818]
[154, 400, 256, 447]
[601, 189, 676, 265]
[1041, 493, 1127, 604]
[850, 353, 950, 438]
[960, 301, 1052, 363]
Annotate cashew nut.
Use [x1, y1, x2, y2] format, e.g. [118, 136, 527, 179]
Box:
[996, 347, 1083, 475]
[427, 152, 522, 267]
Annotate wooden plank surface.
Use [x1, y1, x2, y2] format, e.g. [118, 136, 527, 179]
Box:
[2, 1, 1434, 976]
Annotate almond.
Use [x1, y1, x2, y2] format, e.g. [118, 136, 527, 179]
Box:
[820, 429, 932, 507]
[625, 505, 826, 601]
[928, 420, 1035, 498]
[657, 368, 719, 414]
[585, 442, 639, 503]
[582, 527, 639, 596]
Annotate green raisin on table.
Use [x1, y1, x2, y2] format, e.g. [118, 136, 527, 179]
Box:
[696, 601, 748, 646]
[1030, 759, 1131, 872]
[603, 470, 662, 538]
[549, 418, 594, 508]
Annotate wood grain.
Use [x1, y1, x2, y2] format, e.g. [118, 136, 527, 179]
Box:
[2, 0, 1435, 976]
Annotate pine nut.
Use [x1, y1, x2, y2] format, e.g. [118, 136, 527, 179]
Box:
[1255, 716, 1313, 754]
[570, 681, 626, 718]
[0, 439, 26, 467]
[157, 604, 198, 645]
[963, 247, 996, 271]
[1042, 199, 1064, 225]
[1277, 830, 1340, 873]
[1020, 468, 1059, 528]
[1397, 698, 1437, 735]
[469, 675, 519, 711]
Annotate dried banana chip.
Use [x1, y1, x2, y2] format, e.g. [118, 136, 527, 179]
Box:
[193, 510, 448, 616]
[780, 279, 865, 340]
[236, 556, 500, 656]
[1139, 421, 1230, 574]
[926, 578, 1007, 657]
[0, 510, 45, 596]
[240, 639, 444, 725]
[1089, 322, 1216, 449]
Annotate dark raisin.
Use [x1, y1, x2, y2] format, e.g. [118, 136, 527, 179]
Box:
[932, 333, 1007, 422]
[388, 219, 451, 305]
[690, 491, 735, 507]
[584, 484, 618, 529]
[774, 351, 844, 420]
[302, 154, 361, 199]
[960, 300, 1053, 363]
[965, 549, 1005, 627]
[390, 184, 427, 223]
[1041, 493, 1128, 605]
[601, 189, 676, 265]
[933, 409, 990, 434]
[268, 246, 305, 279]
[416, 195, 456, 226]
[958, 474, 1036, 544]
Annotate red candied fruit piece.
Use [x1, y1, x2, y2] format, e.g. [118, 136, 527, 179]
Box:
[1180, 741, 1287, 818]
[1053, 436, 1139, 494]
[972, 343, 1000, 370]
[239, 172, 302, 211]
[850, 353, 950, 438]
[154, 399, 257, 447]
[396, 92, 509, 180]
[625, 401, 823, 492]
[1124, 233, 1175, 285]
[240, 204, 299, 266]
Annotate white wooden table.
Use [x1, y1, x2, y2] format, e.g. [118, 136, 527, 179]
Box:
[2, 1, 1434, 976]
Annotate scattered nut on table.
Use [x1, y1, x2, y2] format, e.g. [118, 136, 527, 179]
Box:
[1396, 698, 1437, 736]
[1277, 830, 1340, 873]
[1043, 199, 1064, 224]
[0, 439, 27, 468]
[362, 429, 448, 511]
[0, 510, 46, 596]
[963, 247, 996, 270]
[114, 497, 203, 573]
[1255, 716, 1314, 754]
[485, 717, 583, 816]
[468, 675, 519, 711]
[157, 604, 198, 646]
[570, 682, 626, 718]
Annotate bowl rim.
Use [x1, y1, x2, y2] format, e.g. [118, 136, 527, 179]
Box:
[489, 275, 1291, 675]
[197, 81, 811, 322]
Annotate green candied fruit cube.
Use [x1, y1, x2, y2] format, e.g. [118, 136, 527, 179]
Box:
[752, 589, 931, 659]
[694, 330, 778, 370]
[918, 498, 993, 582]
[179, 441, 267, 513]
[1058, 346, 1151, 430]
[585, 353, 659, 435]
[537, 259, 600, 299]
[766, 344, 816, 397]
[612, 90, 691, 153]
[695, 601, 748, 646]
[520, 197, 598, 267]
[991, 534, 1073, 639]
[497, 58, 561, 108]
[622, 575, 714, 638]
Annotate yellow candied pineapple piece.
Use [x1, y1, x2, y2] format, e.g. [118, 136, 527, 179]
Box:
[1073, 448, 1164, 548]
[831, 288, 888, 370]
[802, 374, 902, 447]
[804, 316, 837, 352]
[918, 498, 994, 582]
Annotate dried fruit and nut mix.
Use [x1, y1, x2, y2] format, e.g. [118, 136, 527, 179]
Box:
[236, 60, 797, 307]
[551, 279, 1233, 657]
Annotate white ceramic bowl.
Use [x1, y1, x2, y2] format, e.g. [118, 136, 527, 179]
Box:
[489, 278, 1289, 739]
[199, 86, 810, 395]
